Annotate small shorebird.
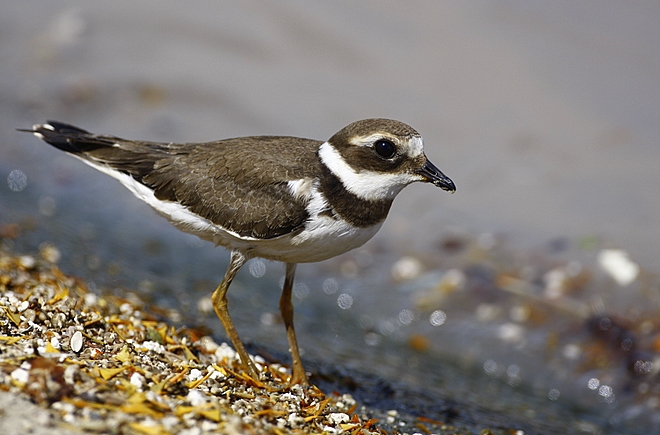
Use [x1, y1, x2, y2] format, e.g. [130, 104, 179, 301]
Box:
[25, 119, 455, 384]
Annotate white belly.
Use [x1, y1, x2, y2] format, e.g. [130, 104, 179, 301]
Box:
[241, 216, 382, 263]
[166, 211, 382, 264]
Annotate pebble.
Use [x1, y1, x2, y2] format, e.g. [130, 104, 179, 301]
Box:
[598, 249, 639, 286]
[186, 389, 207, 407]
[10, 368, 30, 385]
[18, 255, 35, 269]
[391, 256, 423, 281]
[328, 413, 350, 424]
[130, 372, 145, 389]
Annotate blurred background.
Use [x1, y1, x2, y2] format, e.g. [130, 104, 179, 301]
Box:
[1, 2, 659, 433]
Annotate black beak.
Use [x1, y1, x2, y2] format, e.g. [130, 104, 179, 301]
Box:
[416, 159, 456, 193]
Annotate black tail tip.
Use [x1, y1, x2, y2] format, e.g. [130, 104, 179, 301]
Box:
[41, 120, 90, 135]
[19, 120, 90, 153]
[18, 120, 90, 135]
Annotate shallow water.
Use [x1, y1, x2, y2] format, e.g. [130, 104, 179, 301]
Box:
[2, 2, 660, 433]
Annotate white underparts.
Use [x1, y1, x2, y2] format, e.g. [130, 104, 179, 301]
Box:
[288, 180, 381, 261]
[71, 158, 380, 263]
[318, 142, 422, 201]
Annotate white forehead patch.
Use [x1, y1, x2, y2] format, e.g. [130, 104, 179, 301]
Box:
[409, 136, 424, 157]
[318, 142, 423, 201]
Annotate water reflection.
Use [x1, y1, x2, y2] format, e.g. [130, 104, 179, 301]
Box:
[336, 293, 353, 310]
[7, 170, 28, 192]
[247, 258, 266, 278]
[429, 309, 447, 327]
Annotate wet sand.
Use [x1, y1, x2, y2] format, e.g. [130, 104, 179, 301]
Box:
[0, 243, 556, 435]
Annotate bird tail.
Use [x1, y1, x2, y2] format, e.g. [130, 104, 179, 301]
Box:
[18, 120, 110, 154]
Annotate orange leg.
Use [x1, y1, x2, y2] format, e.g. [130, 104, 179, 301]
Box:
[211, 250, 259, 379]
[279, 262, 308, 385]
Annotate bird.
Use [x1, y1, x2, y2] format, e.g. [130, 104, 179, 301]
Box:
[24, 118, 455, 384]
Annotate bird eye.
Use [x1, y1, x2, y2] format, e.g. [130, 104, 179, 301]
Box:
[374, 139, 396, 159]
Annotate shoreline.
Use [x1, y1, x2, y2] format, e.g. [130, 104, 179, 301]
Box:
[0, 244, 523, 435]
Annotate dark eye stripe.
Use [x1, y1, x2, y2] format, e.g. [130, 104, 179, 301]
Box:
[374, 139, 396, 159]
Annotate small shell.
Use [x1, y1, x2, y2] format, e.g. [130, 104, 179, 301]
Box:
[70, 331, 83, 353]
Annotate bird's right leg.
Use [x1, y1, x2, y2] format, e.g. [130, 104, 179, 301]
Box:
[211, 250, 259, 378]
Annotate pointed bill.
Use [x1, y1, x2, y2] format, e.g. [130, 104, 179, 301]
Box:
[416, 159, 456, 192]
